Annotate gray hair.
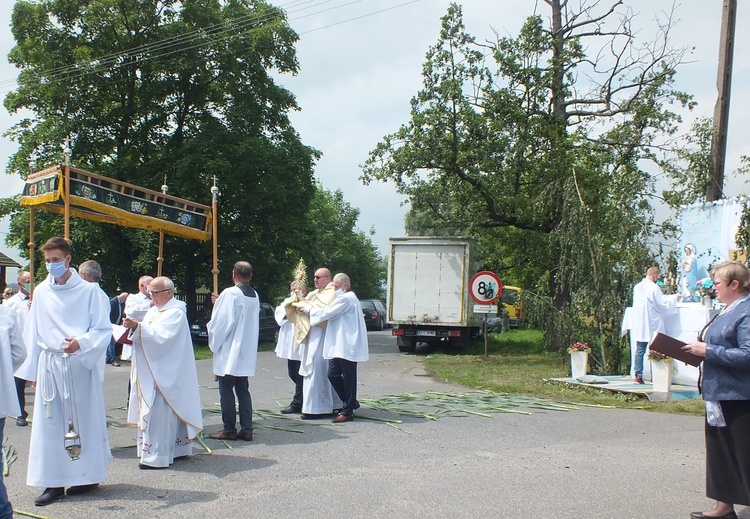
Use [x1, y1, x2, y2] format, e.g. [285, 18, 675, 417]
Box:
[78, 260, 102, 282]
[334, 273, 351, 287]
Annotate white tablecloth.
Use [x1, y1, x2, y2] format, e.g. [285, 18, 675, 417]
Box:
[621, 303, 716, 386]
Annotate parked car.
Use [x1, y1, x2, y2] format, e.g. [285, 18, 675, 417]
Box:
[190, 301, 280, 344]
[486, 316, 503, 334]
[360, 299, 387, 331]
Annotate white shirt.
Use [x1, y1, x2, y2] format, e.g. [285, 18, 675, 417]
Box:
[125, 291, 152, 321]
[0, 304, 25, 418]
[274, 294, 302, 361]
[207, 284, 260, 377]
[309, 291, 369, 362]
[4, 291, 31, 333]
[631, 277, 678, 343]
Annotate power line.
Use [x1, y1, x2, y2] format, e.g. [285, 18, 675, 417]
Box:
[0, 0, 422, 94]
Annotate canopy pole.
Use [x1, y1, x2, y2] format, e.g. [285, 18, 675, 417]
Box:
[28, 207, 36, 296]
[211, 177, 219, 296]
[27, 156, 37, 296]
[63, 139, 72, 242]
[157, 179, 168, 277]
[157, 231, 165, 277]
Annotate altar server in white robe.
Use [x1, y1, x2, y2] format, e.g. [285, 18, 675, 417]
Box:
[123, 276, 203, 469]
[4, 270, 32, 427]
[121, 275, 153, 360]
[306, 273, 368, 423]
[207, 261, 259, 441]
[274, 281, 306, 414]
[0, 287, 27, 516]
[16, 237, 112, 507]
[293, 268, 341, 416]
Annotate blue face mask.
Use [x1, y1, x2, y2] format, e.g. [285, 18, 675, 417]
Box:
[46, 260, 68, 278]
[23, 283, 30, 293]
[335, 288, 345, 296]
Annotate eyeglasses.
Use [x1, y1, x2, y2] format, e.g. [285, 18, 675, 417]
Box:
[148, 288, 171, 295]
[313, 275, 329, 279]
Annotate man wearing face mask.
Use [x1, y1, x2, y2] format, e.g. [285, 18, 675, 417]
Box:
[3, 270, 32, 426]
[15, 237, 112, 506]
[304, 273, 369, 423]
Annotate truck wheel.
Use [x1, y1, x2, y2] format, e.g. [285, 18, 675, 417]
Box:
[397, 337, 416, 353]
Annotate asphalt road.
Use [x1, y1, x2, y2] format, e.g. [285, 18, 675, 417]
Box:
[3, 331, 721, 518]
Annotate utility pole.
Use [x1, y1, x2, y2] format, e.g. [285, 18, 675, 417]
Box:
[706, 0, 737, 201]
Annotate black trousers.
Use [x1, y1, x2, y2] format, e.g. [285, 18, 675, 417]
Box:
[706, 400, 750, 505]
[14, 377, 26, 419]
[287, 359, 303, 408]
[218, 375, 253, 434]
[328, 358, 357, 416]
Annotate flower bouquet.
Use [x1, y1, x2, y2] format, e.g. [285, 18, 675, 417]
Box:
[567, 341, 589, 354]
[695, 278, 716, 300]
[646, 350, 669, 361]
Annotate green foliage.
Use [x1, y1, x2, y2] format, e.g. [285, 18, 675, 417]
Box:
[362, 2, 693, 367]
[285, 184, 384, 302]
[2, 0, 383, 312]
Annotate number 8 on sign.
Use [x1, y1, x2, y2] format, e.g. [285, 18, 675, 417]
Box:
[469, 271, 502, 305]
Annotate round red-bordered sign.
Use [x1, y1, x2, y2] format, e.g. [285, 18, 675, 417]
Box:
[469, 271, 502, 304]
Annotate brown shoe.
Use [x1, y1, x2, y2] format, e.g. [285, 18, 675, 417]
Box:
[332, 413, 354, 423]
[208, 431, 237, 440]
[237, 431, 253, 441]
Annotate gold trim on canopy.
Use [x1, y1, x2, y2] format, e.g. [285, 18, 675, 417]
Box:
[21, 165, 212, 241]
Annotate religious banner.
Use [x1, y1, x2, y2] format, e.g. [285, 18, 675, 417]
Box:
[20, 165, 211, 241]
[679, 199, 743, 302]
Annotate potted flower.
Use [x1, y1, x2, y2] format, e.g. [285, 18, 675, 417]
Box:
[568, 341, 589, 379]
[694, 278, 716, 308]
[647, 349, 673, 393]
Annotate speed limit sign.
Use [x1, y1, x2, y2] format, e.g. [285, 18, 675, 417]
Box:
[469, 271, 502, 305]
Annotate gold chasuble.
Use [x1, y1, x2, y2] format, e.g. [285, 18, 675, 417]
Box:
[286, 283, 337, 348]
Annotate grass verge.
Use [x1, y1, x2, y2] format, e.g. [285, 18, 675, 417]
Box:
[423, 329, 704, 415]
[193, 340, 276, 360]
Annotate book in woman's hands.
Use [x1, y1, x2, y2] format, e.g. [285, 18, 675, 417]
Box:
[649, 332, 702, 366]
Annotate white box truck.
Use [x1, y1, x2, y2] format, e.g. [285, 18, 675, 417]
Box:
[387, 237, 482, 352]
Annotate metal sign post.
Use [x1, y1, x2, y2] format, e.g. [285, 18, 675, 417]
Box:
[469, 271, 503, 358]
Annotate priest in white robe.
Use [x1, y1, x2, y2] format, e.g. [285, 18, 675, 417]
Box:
[274, 281, 306, 414]
[0, 286, 27, 515]
[292, 268, 340, 416]
[15, 237, 112, 506]
[123, 276, 203, 469]
[206, 261, 259, 441]
[305, 273, 369, 423]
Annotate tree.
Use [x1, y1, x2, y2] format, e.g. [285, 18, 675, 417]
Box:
[2, 0, 321, 313]
[361, 2, 693, 368]
[288, 184, 384, 302]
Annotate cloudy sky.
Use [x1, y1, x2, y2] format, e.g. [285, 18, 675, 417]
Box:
[0, 0, 748, 279]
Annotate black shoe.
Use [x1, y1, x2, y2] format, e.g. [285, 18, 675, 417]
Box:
[690, 512, 737, 519]
[138, 463, 166, 470]
[66, 483, 99, 495]
[16, 416, 28, 427]
[280, 405, 301, 414]
[35, 487, 65, 506]
[300, 413, 333, 420]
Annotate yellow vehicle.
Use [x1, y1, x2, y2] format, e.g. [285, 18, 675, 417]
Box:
[500, 286, 523, 329]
